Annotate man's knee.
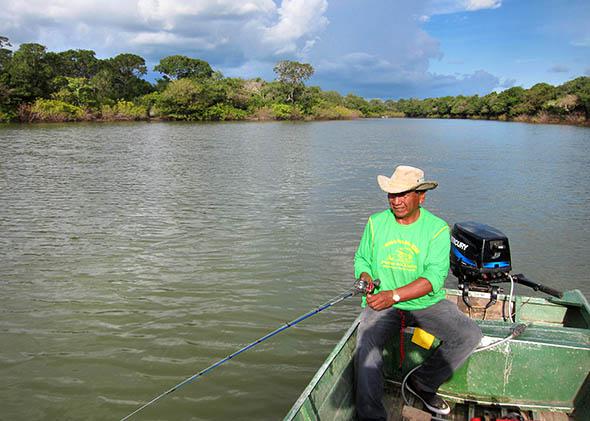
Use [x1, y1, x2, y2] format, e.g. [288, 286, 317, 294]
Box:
[357, 307, 397, 349]
[460, 317, 483, 352]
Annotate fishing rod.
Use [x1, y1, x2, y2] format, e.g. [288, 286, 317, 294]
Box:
[120, 278, 380, 421]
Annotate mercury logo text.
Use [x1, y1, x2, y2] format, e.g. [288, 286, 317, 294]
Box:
[451, 236, 469, 251]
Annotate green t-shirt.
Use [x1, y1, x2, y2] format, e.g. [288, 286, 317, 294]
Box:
[354, 207, 450, 311]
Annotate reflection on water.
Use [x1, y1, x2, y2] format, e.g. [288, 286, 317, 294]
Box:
[1, 120, 589, 419]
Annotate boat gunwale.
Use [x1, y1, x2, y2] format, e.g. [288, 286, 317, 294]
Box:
[284, 314, 361, 420]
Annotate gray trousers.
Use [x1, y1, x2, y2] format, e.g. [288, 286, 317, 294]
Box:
[355, 299, 482, 421]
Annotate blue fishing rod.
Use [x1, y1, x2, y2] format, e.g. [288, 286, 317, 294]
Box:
[120, 278, 380, 420]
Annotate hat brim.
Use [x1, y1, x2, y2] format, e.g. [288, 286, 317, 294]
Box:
[377, 175, 438, 194]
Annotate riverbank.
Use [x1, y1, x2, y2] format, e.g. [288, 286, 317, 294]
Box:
[8, 105, 589, 127]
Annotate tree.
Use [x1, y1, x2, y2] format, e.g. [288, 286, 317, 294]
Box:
[156, 78, 228, 120]
[154, 55, 213, 80]
[273, 60, 314, 103]
[6, 43, 57, 101]
[56, 49, 101, 79]
[320, 90, 344, 106]
[560, 76, 590, 119]
[0, 36, 12, 72]
[108, 53, 147, 78]
[433, 97, 452, 116]
[96, 53, 152, 101]
[343, 93, 370, 115]
[498, 86, 526, 117]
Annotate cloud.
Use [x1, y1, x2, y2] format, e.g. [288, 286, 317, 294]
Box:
[0, 0, 508, 98]
[262, 0, 328, 54]
[571, 37, 590, 47]
[464, 0, 502, 11]
[314, 55, 502, 99]
[426, 0, 501, 16]
[0, 0, 327, 65]
[307, 1, 505, 98]
[549, 65, 570, 73]
[498, 78, 517, 89]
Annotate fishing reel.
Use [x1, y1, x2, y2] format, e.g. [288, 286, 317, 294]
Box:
[353, 278, 381, 295]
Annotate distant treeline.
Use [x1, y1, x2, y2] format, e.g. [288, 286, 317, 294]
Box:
[0, 36, 589, 125]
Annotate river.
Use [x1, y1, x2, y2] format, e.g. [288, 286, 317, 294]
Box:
[1, 119, 589, 420]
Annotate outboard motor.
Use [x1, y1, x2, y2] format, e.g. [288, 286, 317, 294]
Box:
[450, 222, 562, 309]
[450, 222, 512, 308]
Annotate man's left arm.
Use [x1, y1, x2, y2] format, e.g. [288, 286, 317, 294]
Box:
[366, 278, 433, 310]
[419, 224, 451, 295]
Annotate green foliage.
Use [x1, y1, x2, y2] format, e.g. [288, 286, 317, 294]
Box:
[157, 78, 210, 120]
[97, 53, 152, 101]
[259, 80, 288, 105]
[100, 100, 147, 120]
[0, 110, 12, 122]
[320, 90, 344, 106]
[203, 104, 247, 121]
[560, 77, 590, 118]
[55, 49, 100, 79]
[273, 60, 314, 85]
[271, 103, 302, 120]
[155, 55, 213, 80]
[6, 43, 57, 102]
[29, 98, 86, 121]
[0, 36, 12, 73]
[52, 77, 97, 107]
[221, 77, 255, 110]
[544, 94, 579, 116]
[273, 60, 314, 103]
[311, 104, 361, 120]
[343, 94, 370, 116]
[0, 37, 588, 124]
[137, 92, 162, 117]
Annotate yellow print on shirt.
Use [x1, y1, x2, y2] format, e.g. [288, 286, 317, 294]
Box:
[381, 242, 419, 271]
[383, 239, 420, 254]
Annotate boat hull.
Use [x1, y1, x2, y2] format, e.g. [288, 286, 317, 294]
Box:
[285, 289, 590, 420]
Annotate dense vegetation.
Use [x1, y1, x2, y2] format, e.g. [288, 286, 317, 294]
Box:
[0, 36, 588, 125]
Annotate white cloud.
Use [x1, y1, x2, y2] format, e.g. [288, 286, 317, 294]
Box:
[136, 0, 276, 30]
[464, 0, 501, 11]
[264, 0, 328, 43]
[571, 37, 590, 47]
[426, 0, 501, 16]
[129, 32, 222, 51]
[0, 0, 327, 62]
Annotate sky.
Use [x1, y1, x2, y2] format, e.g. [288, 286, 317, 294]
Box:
[0, 0, 589, 99]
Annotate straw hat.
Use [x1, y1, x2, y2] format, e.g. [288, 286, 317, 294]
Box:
[377, 165, 438, 194]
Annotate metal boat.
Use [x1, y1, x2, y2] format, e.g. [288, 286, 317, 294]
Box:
[285, 288, 590, 420]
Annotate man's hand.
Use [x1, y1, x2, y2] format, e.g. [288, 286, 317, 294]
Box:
[366, 291, 396, 311]
[359, 272, 374, 294]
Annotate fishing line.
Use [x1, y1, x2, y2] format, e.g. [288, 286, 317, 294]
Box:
[120, 279, 379, 420]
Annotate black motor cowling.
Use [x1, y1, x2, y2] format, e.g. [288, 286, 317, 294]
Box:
[450, 222, 563, 308]
[450, 222, 512, 286]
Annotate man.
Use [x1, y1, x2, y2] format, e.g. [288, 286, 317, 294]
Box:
[354, 165, 482, 419]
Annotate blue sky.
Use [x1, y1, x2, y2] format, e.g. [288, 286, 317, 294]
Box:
[1, 0, 588, 99]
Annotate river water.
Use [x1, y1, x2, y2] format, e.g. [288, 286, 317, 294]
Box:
[1, 119, 589, 420]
